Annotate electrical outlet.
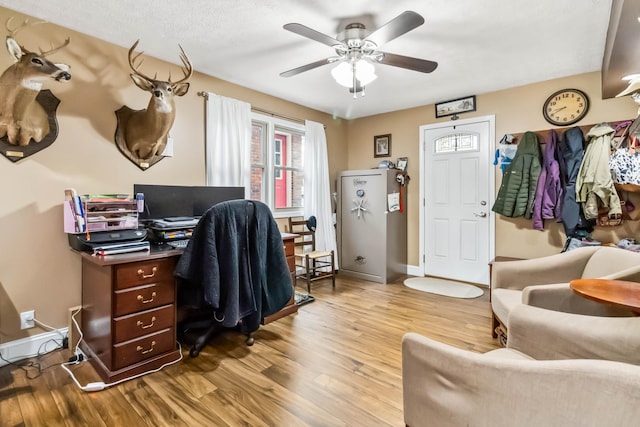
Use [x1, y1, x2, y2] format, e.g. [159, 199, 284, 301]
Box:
[20, 310, 35, 329]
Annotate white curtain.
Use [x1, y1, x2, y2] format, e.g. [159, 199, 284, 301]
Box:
[205, 93, 251, 194]
[304, 120, 339, 269]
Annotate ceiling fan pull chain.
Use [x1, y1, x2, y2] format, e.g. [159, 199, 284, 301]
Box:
[352, 62, 358, 99]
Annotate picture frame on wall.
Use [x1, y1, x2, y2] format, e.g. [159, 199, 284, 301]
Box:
[435, 95, 476, 119]
[374, 134, 391, 157]
[396, 157, 408, 171]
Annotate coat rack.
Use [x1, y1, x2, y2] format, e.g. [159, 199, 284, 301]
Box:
[508, 118, 637, 145]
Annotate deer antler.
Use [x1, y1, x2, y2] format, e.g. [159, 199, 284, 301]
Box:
[169, 45, 193, 84]
[128, 39, 155, 82]
[6, 17, 68, 56]
[128, 40, 193, 84]
[40, 38, 71, 57]
[6, 17, 46, 37]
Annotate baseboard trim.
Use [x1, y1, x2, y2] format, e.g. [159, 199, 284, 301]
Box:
[406, 264, 422, 277]
[0, 328, 68, 367]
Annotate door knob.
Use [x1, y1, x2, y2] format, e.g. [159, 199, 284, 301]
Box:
[473, 212, 487, 217]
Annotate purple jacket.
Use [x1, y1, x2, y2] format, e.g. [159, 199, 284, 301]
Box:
[532, 130, 563, 230]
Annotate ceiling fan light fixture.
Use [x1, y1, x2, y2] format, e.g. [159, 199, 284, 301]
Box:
[355, 60, 377, 85]
[331, 60, 377, 88]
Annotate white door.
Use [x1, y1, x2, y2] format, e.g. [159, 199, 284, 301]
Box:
[420, 116, 494, 285]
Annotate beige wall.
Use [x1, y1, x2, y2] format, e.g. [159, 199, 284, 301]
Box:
[2, 5, 638, 344]
[0, 7, 347, 342]
[346, 72, 640, 264]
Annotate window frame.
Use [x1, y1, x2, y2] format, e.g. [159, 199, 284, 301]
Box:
[251, 112, 305, 218]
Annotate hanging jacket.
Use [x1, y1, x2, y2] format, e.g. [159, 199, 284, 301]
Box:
[559, 126, 594, 237]
[492, 131, 542, 218]
[175, 200, 292, 333]
[577, 123, 622, 219]
[532, 130, 563, 230]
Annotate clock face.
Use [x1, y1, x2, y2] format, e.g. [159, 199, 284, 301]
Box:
[542, 89, 589, 126]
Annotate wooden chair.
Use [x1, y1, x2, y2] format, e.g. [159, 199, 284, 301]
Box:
[287, 217, 335, 293]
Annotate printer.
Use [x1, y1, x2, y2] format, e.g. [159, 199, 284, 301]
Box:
[68, 228, 147, 252]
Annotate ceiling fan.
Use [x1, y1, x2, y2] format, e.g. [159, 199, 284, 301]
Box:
[280, 11, 438, 97]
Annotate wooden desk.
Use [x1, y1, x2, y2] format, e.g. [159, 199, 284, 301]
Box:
[263, 233, 298, 323]
[77, 234, 298, 381]
[78, 246, 183, 383]
[570, 278, 640, 314]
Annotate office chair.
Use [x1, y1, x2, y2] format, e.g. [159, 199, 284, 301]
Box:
[287, 216, 335, 293]
[175, 200, 293, 357]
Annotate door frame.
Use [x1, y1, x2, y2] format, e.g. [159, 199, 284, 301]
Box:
[418, 114, 496, 281]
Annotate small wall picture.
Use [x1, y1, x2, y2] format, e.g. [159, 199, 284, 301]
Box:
[374, 134, 391, 157]
[435, 95, 476, 119]
[396, 157, 408, 171]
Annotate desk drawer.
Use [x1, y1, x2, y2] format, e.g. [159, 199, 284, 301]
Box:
[112, 328, 175, 370]
[114, 281, 175, 317]
[113, 305, 175, 343]
[115, 258, 175, 290]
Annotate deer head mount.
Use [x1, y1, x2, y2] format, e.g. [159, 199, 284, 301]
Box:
[114, 40, 192, 170]
[0, 17, 71, 158]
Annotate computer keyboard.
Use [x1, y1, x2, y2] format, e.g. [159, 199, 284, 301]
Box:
[166, 239, 189, 249]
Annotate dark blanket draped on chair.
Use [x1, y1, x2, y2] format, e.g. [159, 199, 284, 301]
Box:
[174, 199, 292, 354]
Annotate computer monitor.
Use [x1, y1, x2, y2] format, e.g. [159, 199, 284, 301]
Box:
[133, 184, 244, 220]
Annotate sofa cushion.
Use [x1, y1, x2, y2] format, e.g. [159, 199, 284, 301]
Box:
[491, 288, 521, 328]
[483, 348, 533, 360]
[581, 246, 640, 278]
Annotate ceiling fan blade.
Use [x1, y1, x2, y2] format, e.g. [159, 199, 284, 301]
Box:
[364, 11, 425, 47]
[377, 52, 438, 73]
[284, 23, 344, 48]
[280, 58, 336, 77]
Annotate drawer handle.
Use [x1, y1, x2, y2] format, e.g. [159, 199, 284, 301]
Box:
[137, 316, 156, 329]
[137, 292, 156, 304]
[136, 341, 156, 355]
[137, 266, 157, 279]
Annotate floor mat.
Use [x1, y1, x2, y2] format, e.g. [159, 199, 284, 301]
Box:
[403, 277, 484, 299]
[294, 291, 316, 306]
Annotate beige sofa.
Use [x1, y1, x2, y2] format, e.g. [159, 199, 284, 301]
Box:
[402, 303, 640, 427]
[491, 246, 640, 335]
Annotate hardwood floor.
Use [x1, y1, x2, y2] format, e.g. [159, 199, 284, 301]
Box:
[0, 275, 499, 426]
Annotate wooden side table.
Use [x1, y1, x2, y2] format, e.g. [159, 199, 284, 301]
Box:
[570, 278, 640, 314]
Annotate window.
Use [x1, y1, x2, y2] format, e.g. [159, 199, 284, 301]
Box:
[434, 132, 479, 153]
[250, 113, 305, 216]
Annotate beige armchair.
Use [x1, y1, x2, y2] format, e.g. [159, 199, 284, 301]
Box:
[491, 246, 640, 336]
[402, 303, 640, 427]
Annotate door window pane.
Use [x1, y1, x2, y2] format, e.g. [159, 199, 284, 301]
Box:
[435, 132, 479, 153]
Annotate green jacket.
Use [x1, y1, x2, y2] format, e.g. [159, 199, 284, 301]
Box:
[492, 131, 542, 218]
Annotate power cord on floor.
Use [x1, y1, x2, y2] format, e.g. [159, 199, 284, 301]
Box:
[61, 342, 183, 392]
[0, 337, 65, 379]
[61, 307, 183, 392]
[0, 312, 69, 379]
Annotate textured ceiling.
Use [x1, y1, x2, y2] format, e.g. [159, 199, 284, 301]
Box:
[0, 0, 613, 119]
